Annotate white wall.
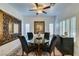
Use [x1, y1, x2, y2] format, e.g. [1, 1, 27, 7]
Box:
[0, 3, 23, 20]
[0, 4, 55, 55]
[22, 16, 55, 35]
[0, 3, 23, 55]
[55, 3, 79, 56]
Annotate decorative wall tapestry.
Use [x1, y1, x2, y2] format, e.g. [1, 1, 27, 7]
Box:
[0, 10, 21, 46]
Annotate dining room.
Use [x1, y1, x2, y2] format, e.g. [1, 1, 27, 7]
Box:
[0, 3, 79, 56]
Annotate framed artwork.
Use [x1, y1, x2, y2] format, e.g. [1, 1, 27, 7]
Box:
[34, 21, 45, 34]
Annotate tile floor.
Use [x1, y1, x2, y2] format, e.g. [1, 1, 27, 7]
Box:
[16, 47, 63, 56]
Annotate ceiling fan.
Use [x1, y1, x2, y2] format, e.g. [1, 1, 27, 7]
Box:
[29, 3, 55, 15]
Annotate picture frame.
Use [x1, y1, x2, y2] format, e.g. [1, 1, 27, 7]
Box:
[34, 21, 45, 34]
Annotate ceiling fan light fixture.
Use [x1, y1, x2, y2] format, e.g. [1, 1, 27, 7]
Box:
[37, 10, 43, 13]
[29, 3, 55, 15]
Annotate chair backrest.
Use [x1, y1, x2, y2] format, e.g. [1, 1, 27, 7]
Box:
[55, 35, 62, 49]
[44, 32, 50, 40]
[49, 35, 57, 51]
[27, 32, 33, 40]
[18, 36, 28, 50]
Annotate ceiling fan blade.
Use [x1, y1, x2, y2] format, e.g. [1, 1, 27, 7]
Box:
[29, 9, 37, 11]
[35, 3, 39, 7]
[42, 11, 47, 14]
[43, 6, 51, 9]
[29, 9, 35, 11]
[43, 3, 55, 10]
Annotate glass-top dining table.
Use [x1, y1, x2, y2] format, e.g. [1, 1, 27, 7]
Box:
[27, 34, 49, 56]
[27, 34, 49, 44]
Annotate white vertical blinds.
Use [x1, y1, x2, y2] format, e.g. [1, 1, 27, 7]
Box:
[59, 16, 76, 42]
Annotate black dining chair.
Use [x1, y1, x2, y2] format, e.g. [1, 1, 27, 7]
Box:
[42, 35, 58, 56]
[44, 32, 50, 45]
[27, 32, 33, 40]
[18, 35, 36, 56]
[44, 32, 50, 40]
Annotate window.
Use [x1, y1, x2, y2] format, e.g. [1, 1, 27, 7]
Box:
[25, 24, 30, 35]
[14, 24, 19, 33]
[59, 16, 76, 42]
[59, 20, 66, 35]
[60, 21, 63, 35]
[62, 20, 66, 35]
[49, 24, 53, 35]
[70, 16, 76, 42]
[65, 19, 70, 37]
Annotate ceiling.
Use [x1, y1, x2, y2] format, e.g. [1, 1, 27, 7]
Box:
[9, 3, 79, 16]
